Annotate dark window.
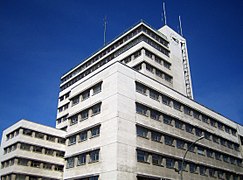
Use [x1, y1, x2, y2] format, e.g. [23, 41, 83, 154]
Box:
[185, 124, 193, 134]
[209, 168, 215, 177]
[197, 146, 205, 156]
[202, 115, 209, 123]
[163, 114, 172, 125]
[72, 95, 80, 106]
[173, 101, 181, 111]
[152, 154, 163, 166]
[150, 109, 160, 121]
[77, 153, 86, 165]
[67, 157, 74, 168]
[195, 128, 203, 137]
[91, 126, 100, 137]
[210, 119, 216, 127]
[137, 126, 148, 138]
[149, 89, 159, 101]
[166, 158, 174, 168]
[82, 90, 90, 100]
[93, 83, 102, 95]
[193, 111, 200, 120]
[218, 122, 224, 130]
[90, 150, 99, 163]
[137, 150, 148, 163]
[199, 166, 206, 176]
[81, 109, 89, 120]
[204, 132, 211, 140]
[189, 163, 197, 173]
[68, 136, 76, 145]
[215, 152, 221, 160]
[92, 104, 101, 115]
[151, 131, 161, 142]
[33, 146, 42, 153]
[136, 83, 147, 95]
[70, 115, 78, 125]
[176, 139, 185, 149]
[164, 136, 174, 146]
[206, 149, 214, 158]
[136, 103, 148, 116]
[175, 120, 183, 129]
[184, 106, 191, 116]
[162, 95, 171, 106]
[213, 135, 219, 143]
[79, 131, 87, 141]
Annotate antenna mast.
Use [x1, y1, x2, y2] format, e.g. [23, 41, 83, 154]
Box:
[179, 15, 183, 36]
[163, 2, 167, 25]
[104, 16, 107, 46]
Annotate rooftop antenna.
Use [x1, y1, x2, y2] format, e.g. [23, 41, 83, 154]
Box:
[179, 15, 183, 36]
[163, 2, 167, 25]
[104, 16, 107, 46]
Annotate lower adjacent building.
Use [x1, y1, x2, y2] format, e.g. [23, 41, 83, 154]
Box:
[1, 20, 243, 180]
[0, 120, 66, 180]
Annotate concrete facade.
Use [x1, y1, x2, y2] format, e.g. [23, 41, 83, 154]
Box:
[1, 21, 243, 180]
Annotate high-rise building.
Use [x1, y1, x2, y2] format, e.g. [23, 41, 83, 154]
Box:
[1, 21, 243, 180]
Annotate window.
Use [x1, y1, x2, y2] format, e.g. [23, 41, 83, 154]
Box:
[202, 115, 209, 123]
[230, 157, 236, 165]
[35, 132, 44, 139]
[43, 163, 52, 170]
[184, 106, 191, 116]
[173, 101, 182, 111]
[189, 163, 197, 173]
[68, 136, 76, 145]
[237, 159, 242, 167]
[218, 171, 224, 179]
[146, 64, 154, 73]
[209, 168, 216, 177]
[232, 129, 237, 136]
[91, 126, 100, 137]
[82, 90, 90, 100]
[204, 132, 211, 140]
[134, 50, 141, 59]
[56, 151, 65, 157]
[220, 138, 226, 146]
[46, 135, 55, 142]
[227, 141, 233, 149]
[72, 95, 80, 106]
[213, 135, 219, 143]
[175, 120, 183, 129]
[185, 124, 193, 134]
[150, 109, 160, 121]
[195, 128, 203, 137]
[164, 73, 172, 83]
[164, 136, 174, 146]
[20, 143, 31, 151]
[163, 115, 172, 125]
[137, 126, 148, 138]
[210, 119, 216, 127]
[23, 129, 32, 136]
[33, 146, 42, 153]
[199, 166, 206, 176]
[90, 150, 99, 163]
[218, 122, 224, 130]
[152, 154, 163, 166]
[81, 110, 89, 120]
[197, 146, 205, 156]
[162, 95, 171, 106]
[45, 149, 54, 156]
[136, 103, 148, 116]
[207, 149, 214, 158]
[166, 158, 174, 168]
[92, 104, 101, 115]
[77, 153, 86, 165]
[70, 115, 78, 125]
[67, 157, 74, 168]
[151, 131, 161, 142]
[188, 144, 195, 153]
[223, 155, 229, 163]
[149, 89, 159, 101]
[176, 139, 185, 149]
[145, 50, 153, 58]
[136, 83, 147, 95]
[31, 161, 41, 168]
[93, 83, 102, 95]
[215, 152, 221, 160]
[193, 111, 200, 120]
[225, 126, 230, 134]
[79, 131, 87, 141]
[234, 144, 240, 151]
[163, 61, 171, 69]
[137, 150, 149, 163]
[58, 138, 66, 144]
[18, 158, 28, 166]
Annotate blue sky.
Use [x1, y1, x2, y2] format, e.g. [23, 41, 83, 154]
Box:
[0, 0, 243, 140]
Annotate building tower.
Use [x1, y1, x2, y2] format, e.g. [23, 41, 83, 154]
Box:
[56, 21, 243, 180]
